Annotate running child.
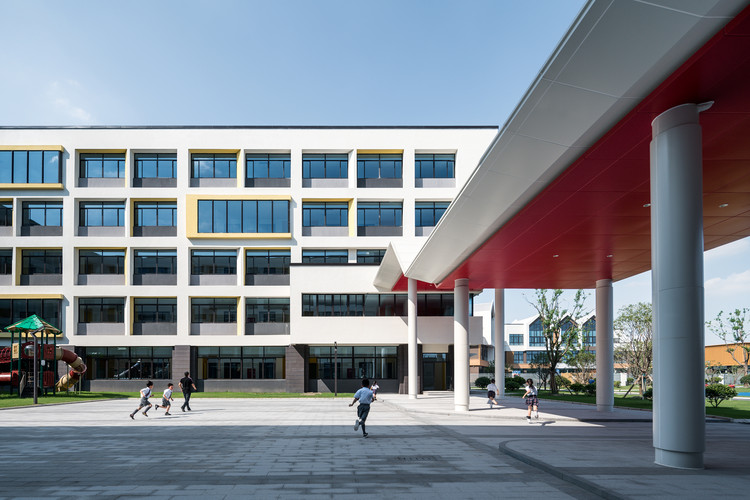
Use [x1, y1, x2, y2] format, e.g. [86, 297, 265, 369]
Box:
[349, 378, 374, 438]
[522, 378, 539, 423]
[370, 380, 380, 401]
[154, 383, 175, 415]
[486, 378, 500, 407]
[129, 381, 154, 419]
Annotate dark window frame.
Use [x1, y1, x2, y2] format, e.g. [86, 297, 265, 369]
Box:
[191, 249, 237, 275]
[134, 153, 177, 179]
[415, 201, 450, 227]
[415, 153, 455, 179]
[79, 153, 126, 179]
[134, 298, 177, 324]
[191, 298, 238, 324]
[191, 153, 237, 179]
[357, 202, 403, 228]
[21, 201, 63, 227]
[197, 199, 290, 234]
[78, 297, 126, 323]
[302, 153, 348, 179]
[79, 249, 126, 275]
[301, 249, 348, 264]
[246, 153, 291, 179]
[134, 201, 177, 228]
[245, 249, 290, 276]
[0, 150, 62, 184]
[21, 249, 62, 275]
[356, 249, 386, 264]
[245, 298, 291, 323]
[302, 202, 348, 228]
[79, 201, 125, 227]
[133, 249, 177, 275]
[356, 154, 403, 180]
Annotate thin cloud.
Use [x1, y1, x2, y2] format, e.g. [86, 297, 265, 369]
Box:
[46, 81, 94, 124]
[705, 268, 750, 295]
[705, 237, 750, 262]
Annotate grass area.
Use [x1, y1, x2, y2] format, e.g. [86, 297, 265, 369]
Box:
[0, 391, 355, 408]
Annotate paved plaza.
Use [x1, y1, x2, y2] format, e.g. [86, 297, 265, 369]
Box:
[0, 393, 748, 499]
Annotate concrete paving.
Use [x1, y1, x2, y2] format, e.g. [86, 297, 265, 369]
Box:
[0, 392, 747, 499]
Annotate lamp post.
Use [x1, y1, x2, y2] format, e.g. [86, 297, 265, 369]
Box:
[334, 342, 338, 397]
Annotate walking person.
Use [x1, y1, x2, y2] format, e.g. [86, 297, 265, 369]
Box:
[129, 381, 154, 419]
[522, 378, 539, 423]
[349, 378, 374, 438]
[370, 380, 380, 401]
[487, 378, 500, 408]
[154, 383, 175, 415]
[179, 371, 197, 412]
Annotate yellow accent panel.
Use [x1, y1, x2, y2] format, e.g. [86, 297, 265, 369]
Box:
[186, 194, 293, 239]
[77, 149, 127, 154]
[189, 149, 240, 154]
[0, 183, 64, 190]
[301, 198, 352, 203]
[357, 149, 404, 155]
[0, 145, 64, 151]
[0, 294, 64, 299]
[191, 232, 291, 240]
[243, 246, 292, 251]
[348, 200, 356, 237]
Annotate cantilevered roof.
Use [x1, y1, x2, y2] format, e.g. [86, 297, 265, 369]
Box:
[395, 0, 750, 291]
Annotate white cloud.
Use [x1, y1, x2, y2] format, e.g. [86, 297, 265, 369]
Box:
[705, 268, 750, 296]
[705, 237, 750, 262]
[46, 80, 94, 124]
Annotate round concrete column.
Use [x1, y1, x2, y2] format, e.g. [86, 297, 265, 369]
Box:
[454, 278, 470, 412]
[650, 103, 707, 469]
[408, 277, 418, 399]
[596, 279, 614, 412]
[494, 289, 505, 398]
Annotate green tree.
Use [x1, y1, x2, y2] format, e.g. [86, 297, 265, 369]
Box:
[707, 308, 749, 377]
[614, 302, 653, 398]
[566, 350, 596, 385]
[527, 289, 587, 394]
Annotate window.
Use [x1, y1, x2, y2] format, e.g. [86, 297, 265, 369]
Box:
[246, 154, 290, 179]
[79, 202, 125, 227]
[134, 298, 177, 323]
[356, 249, 385, 264]
[84, 346, 171, 380]
[191, 298, 237, 323]
[0, 249, 11, 274]
[415, 202, 450, 227]
[191, 249, 236, 275]
[509, 334, 524, 346]
[0, 150, 62, 183]
[246, 249, 290, 275]
[134, 153, 177, 179]
[415, 294, 454, 316]
[245, 298, 290, 323]
[79, 298, 125, 323]
[528, 351, 548, 364]
[529, 318, 545, 347]
[302, 202, 348, 227]
[303, 154, 348, 179]
[197, 199, 289, 233]
[513, 351, 524, 364]
[79, 153, 125, 179]
[0, 298, 62, 331]
[583, 318, 596, 347]
[21, 249, 62, 275]
[302, 249, 348, 264]
[197, 346, 285, 380]
[308, 346, 397, 380]
[357, 202, 402, 227]
[79, 250, 125, 275]
[134, 249, 177, 275]
[415, 154, 455, 179]
[0, 201, 11, 226]
[357, 154, 402, 179]
[300, 293, 456, 317]
[191, 153, 236, 179]
[134, 201, 177, 227]
[22, 201, 62, 227]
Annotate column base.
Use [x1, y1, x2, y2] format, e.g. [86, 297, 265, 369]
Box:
[655, 448, 703, 470]
[409, 394, 417, 400]
[597, 404, 614, 412]
[455, 404, 469, 412]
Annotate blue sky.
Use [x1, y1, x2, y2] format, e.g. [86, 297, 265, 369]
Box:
[2, 0, 747, 344]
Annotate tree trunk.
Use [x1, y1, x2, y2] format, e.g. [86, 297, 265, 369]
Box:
[549, 367, 558, 394]
[638, 374, 645, 398]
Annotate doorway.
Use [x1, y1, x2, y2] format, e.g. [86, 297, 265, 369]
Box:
[422, 353, 447, 391]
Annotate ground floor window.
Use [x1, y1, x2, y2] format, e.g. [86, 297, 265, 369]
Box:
[197, 346, 285, 380]
[84, 346, 172, 380]
[308, 345, 397, 380]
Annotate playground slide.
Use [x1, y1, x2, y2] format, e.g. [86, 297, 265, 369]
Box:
[55, 347, 87, 391]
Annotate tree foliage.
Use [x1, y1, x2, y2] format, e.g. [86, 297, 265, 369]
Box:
[614, 302, 653, 398]
[705, 384, 738, 408]
[707, 308, 750, 377]
[527, 289, 587, 394]
[566, 350, 596, 385]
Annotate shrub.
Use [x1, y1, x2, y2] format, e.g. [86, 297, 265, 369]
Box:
[570, 383, 585, 394]
[512, 375, 526, 386]
[740, 374, 750, 387]
[643, 388, 653, 400]
[705, 384, 738, 408]
[505, 379, 521, 391]
[584, 381, 596, 396]
[706, 376, 722, 384]
[626, 377, 634, 385]
[555, 375, 571, 388]
[614, 381, 621, 388]
[474, 376, 491, 389]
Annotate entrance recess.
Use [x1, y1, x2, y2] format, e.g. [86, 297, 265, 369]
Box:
[422, 353, 447, 391]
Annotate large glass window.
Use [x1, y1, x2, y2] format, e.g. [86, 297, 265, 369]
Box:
[191, 153, 236, 179]
[197, 199, 289, 233]
[246, 154, 290, 179]
[134, 201, 177, 227]
[357, 202, 402, 227]
[246, 250, 290, 275]
[85, 346, 171, 380]
[0, 298, 62, 330]
[21, 249, 62, 275]
[356, 249, 385, 264]
[583, 318, 596, 347]
[0, 201, 12, 226]
[529, 318, 545, 347]
[357, 154, 402, 179]
[79, 201, 125, 227]
[134, 249, 177, 275]
[245, 298, 290, 323]
[415, 294, 454, 316]
[134, 298, 177, 323]
[0, 150, 62, 184]
[79, 153, 125, 179]
[191, 249, 236, 275]
[191, 298, 237, 323]
[302, 202, 348, 228]
[134, 153, 177, 179]
[513, 351, 524, 364]
[415, 202, 450, 227]
[197, 346, 285, 380]
[302, 249, 348, 264]
[79, 249, 125, 275]
[308, 346, 397, 380]
[300, 293, 457, 317]
[0, 249, 11, 274]
[528, 351, 547, 364]
[415, 154, 455, 179]
[509, 334, 524, 346]
[302, 154, 348, 179]
[22, 201, 62, 227]
[79, 298, 125, 323]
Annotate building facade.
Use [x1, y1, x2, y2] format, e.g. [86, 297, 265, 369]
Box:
[0, 126, 496, 392]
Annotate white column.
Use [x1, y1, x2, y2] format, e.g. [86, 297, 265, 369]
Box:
[494, 289, 505, 398]
[454, 278, 470, 412]
[651, 102, 708, 470]
[408, 277, 418, 399]
[595, 279, 614, 412]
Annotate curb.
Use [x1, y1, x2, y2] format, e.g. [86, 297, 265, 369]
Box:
[0, 397, 126, 411]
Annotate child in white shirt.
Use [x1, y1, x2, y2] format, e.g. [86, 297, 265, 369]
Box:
[155, 383, 175, 415]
